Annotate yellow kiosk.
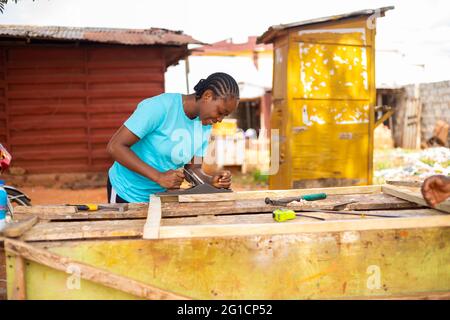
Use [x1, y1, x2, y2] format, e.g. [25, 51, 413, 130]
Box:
[258, 7, 394, 189]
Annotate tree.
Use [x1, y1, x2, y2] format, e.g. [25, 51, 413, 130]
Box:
[0, 0, 35, 14]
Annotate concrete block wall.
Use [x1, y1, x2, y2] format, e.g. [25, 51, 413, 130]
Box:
[395, 80, 450, 146]
[416, 81, 450, 144]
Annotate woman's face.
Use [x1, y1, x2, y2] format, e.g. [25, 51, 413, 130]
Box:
[198, 90, 239, 126]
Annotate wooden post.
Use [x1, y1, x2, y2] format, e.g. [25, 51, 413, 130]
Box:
[11, 255, 26, 300]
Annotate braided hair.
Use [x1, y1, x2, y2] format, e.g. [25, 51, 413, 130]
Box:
[193, 72, 240, 101]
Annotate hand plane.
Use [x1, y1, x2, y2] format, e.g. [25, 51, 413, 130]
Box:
[156, 167, 232, 196]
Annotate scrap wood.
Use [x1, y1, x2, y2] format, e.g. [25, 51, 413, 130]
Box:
[162, 193, 422, 217]
[13, 203, 148, 221]
[19, 210, 449, 242]
[14, 205, 77, 215]
[1, 215, 38, 238]
[382, 184, 450, 213]
[4, 238, 190, 300]
[11, 192, 423, 222]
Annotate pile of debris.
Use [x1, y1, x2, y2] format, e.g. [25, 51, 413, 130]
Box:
[374, 147, 450, 184]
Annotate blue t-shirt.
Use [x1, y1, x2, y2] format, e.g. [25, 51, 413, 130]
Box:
[108, 93, 212, 202]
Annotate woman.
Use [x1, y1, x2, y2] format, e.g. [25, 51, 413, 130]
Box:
[107, 72, 240, 203]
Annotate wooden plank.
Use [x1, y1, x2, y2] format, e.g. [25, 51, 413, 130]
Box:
[162, 193, 421, 217]
[12, 193, 420, 221]
[143, 195, 162, 239]
[13, 206, 77, 215]
[375, 109, 394, 128]
[1, 215, 38, 238]
[382, 185, 450, 213]
[386, 180, 422, 188]
[162, 209, 442, 226]
[158, 215, 450, 239]
[10, 255, 26, 300]
[22, 219, 145, 242]
[4, 239, 189, 300]
[13, 209, 147, 221]
[343, 194, 423, 210]
[177, 185, 382, 202]
[13, 203, 148, 221]
[20, 210, 449, 241]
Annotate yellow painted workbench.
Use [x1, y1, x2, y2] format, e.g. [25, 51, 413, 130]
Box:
[2, 185, 450, 300]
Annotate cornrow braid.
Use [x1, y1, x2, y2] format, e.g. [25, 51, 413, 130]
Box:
[193, 72, 240, 100]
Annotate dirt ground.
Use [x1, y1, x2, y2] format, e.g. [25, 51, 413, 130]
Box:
[20, 186, 108, 205]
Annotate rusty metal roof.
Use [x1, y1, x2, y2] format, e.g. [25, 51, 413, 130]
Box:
[258, 6, 394, 44]
[0, 24, 203, 46]
[192, 36, 272, 56]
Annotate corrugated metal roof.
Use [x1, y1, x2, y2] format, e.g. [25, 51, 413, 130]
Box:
[193, 36, 272, 56]
[0, 24, 203, 46]
[258, 6, 394, 44]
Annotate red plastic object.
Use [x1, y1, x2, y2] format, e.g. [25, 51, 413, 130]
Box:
[0, 144, 12, 173]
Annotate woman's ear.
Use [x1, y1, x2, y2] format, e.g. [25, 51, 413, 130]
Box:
[202, 89, 214, 102]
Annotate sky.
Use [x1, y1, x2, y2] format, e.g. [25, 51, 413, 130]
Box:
[1, 0, 450, 89]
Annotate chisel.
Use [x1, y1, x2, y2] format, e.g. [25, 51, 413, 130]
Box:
[265, 193, 327, 206]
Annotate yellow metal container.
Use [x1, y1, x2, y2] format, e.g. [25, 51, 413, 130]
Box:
[258, 7, 393, 189]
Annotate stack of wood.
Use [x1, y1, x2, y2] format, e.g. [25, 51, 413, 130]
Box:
[3, 185, 446, 242]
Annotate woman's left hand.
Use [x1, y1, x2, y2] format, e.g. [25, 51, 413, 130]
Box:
[212, 170, 231, 189]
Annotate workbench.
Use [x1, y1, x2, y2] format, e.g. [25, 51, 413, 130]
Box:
[1, 184, 449, 299]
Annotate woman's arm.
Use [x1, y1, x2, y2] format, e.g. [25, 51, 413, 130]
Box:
[184, 156, 231, 189]
[107, 125, 184, 189]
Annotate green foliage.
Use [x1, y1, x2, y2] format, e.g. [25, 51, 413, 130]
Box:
[252, 169, 269, 184]
[374, 160, 392, 171]
[420, 157, 436, 167]
[0, 0, 30, 14]
[441, 160, 450, 168]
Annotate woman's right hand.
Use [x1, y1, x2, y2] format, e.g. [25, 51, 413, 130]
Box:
[157, 169, 185, 189]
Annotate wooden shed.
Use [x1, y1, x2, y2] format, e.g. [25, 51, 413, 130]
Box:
[258, 7, 393, 189]
[0, 25, 200, 173]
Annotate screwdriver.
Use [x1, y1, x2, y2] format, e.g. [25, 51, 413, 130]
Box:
[65, 204, 129, 212]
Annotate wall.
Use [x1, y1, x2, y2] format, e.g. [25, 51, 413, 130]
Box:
[389, 80, 450, 147]
[0, 44, 165, 173]
[414, 81, 450, 145]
